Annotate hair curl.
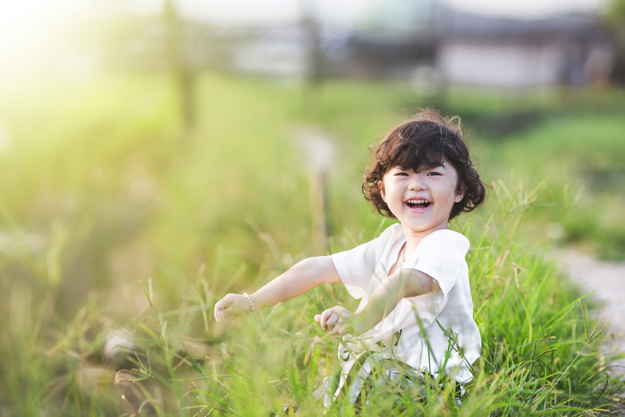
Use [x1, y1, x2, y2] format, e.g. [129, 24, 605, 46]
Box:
[362, 109, 486, 220]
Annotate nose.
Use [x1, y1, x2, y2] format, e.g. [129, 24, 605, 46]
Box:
[408, 172, 427, 191]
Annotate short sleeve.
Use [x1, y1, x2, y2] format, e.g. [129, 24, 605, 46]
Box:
[402, 230, 470, 297]
[331, 225, 400, 299]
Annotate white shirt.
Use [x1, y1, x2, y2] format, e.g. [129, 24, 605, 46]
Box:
[331, 223, 481, 384]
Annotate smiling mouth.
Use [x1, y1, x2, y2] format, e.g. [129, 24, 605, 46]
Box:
[406, 199, 431, 208]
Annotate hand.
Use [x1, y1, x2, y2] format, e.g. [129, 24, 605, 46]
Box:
[314, 306, 354, 336]
[214, 293, 252, 322]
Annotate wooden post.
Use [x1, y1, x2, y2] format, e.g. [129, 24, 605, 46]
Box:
[299, 0, 324, 86]
[298, 0, 325, 110]
[309, 169, 328, 253]
[163, 0, 196, 133]
[294, 127, 335, 254]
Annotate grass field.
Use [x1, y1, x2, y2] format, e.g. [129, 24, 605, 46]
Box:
[0, 72, 624, 416]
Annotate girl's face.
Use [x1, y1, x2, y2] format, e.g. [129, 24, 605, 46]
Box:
[381, 161, 463, 240]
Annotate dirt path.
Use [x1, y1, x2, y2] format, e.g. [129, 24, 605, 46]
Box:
[557, 249, 625, 371]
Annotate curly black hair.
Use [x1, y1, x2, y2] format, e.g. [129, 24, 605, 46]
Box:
[362, 109, 486, 220]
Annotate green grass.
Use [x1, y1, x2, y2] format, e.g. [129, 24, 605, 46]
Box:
[0, 72, 624, 415]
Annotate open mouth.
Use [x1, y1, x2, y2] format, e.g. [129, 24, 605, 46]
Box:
[406, 199, 431, 209]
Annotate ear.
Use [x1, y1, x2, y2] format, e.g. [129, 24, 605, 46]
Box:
[380, 181, 387, 203]
[454, 184, 464, 203]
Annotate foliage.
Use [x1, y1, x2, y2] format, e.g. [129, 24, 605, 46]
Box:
[0, 73, 624, 415]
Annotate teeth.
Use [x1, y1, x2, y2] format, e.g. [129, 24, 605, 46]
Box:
[407, 199, 429, 205]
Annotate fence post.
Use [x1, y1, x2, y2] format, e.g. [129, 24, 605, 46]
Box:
[294, 127, 335, 254]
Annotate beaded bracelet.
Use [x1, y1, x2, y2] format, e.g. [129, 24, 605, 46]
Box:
[242, 293, 255, 314]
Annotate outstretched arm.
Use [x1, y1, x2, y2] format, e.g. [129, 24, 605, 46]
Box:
[214, 256, 341, 321]
[315, 268, 440, 335]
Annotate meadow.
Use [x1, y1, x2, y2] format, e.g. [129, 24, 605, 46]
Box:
[0, 72, 624, 416]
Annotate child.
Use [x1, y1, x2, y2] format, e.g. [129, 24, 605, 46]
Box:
[214, 109, 486, 408]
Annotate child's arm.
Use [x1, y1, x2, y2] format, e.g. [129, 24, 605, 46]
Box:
[315, 268, 439, 335]
[214, 256, 341, 322]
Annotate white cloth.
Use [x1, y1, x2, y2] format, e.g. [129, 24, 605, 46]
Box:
[324, 223, 481, 404]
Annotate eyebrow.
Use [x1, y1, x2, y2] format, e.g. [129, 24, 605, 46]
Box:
[418, 164, 446, 172]
[390, 164, 447, 174]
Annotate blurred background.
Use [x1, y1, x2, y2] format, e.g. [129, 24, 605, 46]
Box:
[0, 0, 624, 414]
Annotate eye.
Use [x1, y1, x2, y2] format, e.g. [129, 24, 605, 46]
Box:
[392, 169, 408, 176]
[427, 171, 442, 176]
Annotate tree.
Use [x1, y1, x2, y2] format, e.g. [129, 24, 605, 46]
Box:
[603, 0, 625, 83]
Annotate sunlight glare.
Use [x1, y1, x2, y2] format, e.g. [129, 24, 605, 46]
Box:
[0, 0, 104, 79]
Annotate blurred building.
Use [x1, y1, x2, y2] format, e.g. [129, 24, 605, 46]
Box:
[104, 0, 615, 88]
[341, 0, 442, 78]
[438, 11, 614, 87]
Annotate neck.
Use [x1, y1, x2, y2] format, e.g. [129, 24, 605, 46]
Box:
[402, 225, 449, 258]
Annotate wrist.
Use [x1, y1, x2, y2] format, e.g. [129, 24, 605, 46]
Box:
[352, 316, 370, 335]
[242, 293, 255, 314]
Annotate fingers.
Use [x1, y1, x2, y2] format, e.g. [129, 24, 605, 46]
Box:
[213, 297, 228, 322]
[333, 324, 348, 336]
[315, 306, 351, 335]
[215, 310, 238, 322]
[213, 294, 240, 322]
[316, 308, 335, 330]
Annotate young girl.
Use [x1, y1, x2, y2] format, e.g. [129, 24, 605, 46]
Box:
[214, 109, 486, 408]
